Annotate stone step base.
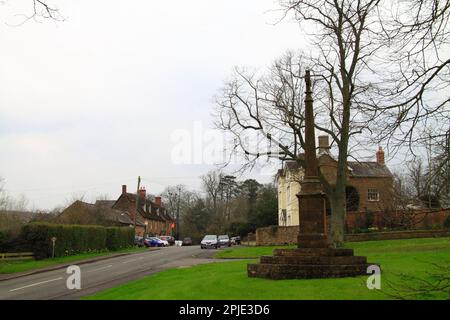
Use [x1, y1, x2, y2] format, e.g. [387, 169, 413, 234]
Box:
[273, 248, 354, 257]
[260, 255, 367, 265]
[247, 263, 374, 280]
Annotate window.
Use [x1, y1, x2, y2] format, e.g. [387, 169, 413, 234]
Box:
[280, 209, 287, 226]
[368, 189, 379, 202]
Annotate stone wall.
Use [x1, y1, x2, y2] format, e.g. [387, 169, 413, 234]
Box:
[256, 226, 299, 246]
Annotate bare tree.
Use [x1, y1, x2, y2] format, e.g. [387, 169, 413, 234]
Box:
[201, 170, 223, 215]
[5, 0, 64, 25]
[384, 262, 450, 300]
[217, 0, 386, 245]
[0, 177, 9, 212]
[369, 0, 450, 154]
[215, 0, 448, 246]
[407, 159, 426, 201]
[162, 184, 199, 239]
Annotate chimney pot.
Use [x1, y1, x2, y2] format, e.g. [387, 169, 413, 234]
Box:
[122, 185, 127, 194]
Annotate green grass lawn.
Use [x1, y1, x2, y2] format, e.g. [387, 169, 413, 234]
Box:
[85, 237, 450, 300]
[0, 246, 148, 275]
[214, 245, 293, 259]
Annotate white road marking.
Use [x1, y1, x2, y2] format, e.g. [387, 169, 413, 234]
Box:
[122, 257, 144, 264]
[9, 277, 63, 292]
[86, 265, 113, 273]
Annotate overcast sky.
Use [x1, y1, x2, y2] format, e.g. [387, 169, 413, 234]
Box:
[0, 0, 313, 210]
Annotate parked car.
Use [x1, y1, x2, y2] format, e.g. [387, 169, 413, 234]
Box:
[200, 235, 218, 249]
[182, 237, 193, 246]
[230, 236, 241, 245]
[160, 235, 175, 246]
[144, 237, 164, 247]
[135, 236, 144, 247]
[157, 237, 169, 247]
[218, 235, 231, 247]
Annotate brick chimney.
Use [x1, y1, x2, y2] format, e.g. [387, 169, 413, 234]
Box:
[318, 135, 330, 154]
[155, 196, 162, 206]
[122, 185, 127, 194]
[376, 146, 385, 165]
[139, 187, 146, 200]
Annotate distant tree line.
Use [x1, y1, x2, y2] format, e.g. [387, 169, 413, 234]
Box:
[162, 171, 277, 243]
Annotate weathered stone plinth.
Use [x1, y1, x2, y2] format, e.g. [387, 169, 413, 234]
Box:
[247, 247, 376, 280]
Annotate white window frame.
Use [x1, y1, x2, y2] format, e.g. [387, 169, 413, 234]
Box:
[367, 188, 379, 202]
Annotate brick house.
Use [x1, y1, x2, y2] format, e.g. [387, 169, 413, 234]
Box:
[112, 185, 175, 237]
[57, 200, 143, 231]
[277, 135, 394, 226]
[58, 185, 175, 238]
[152, 196, 176, 236]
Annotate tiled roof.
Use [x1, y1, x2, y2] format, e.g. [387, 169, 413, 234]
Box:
[95, 200, 116, 208]
[347, 161, 393, 177]
[114, 193, 169, 222]
[279, 155, 393, 178]
[141, 210, 165, 222]
[65, 201, 146, 227]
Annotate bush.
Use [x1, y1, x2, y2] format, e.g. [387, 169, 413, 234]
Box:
[106, 227, 134, 251]
[227, 221, 256, 238]
[21, 223, 134, 259]
[365, 211, 375, 229]
[0, 230, 5, 251]
[444, 215, 450, 229]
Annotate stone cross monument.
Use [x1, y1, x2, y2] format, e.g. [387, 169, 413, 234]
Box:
[248, 70, 377, 280]
[296, 70, 329, 249]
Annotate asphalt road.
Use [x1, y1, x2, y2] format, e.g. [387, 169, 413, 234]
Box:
[0, 245, 219, 300]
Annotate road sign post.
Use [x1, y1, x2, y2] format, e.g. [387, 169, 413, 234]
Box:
[51, 237, 57, 259]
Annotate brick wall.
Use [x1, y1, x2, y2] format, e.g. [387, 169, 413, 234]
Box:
[318, 155, 394, 213]
[342, 208, 450, 232]
[257, 208, 450, 245]
[345, 229, 450, 242]
[346, 176, 394, 212]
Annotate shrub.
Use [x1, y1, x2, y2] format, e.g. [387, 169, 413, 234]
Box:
[0, 230, 5, 251]
[106, 227, 134, 251]
[444, 215, 450, 229]
[365, 211, 375, 229]
[227, 221, 256, 237]
[21, 223, 134, 259]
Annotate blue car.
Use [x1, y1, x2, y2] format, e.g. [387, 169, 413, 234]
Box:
[144, 237, 164, 247]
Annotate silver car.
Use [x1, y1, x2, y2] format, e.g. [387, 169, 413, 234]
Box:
[200, 235, 218, 249]
[218, 235, 231, 247]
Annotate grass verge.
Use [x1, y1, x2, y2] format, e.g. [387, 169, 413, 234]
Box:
[0, 246, 148, 274]
[85, 237, 450, 300]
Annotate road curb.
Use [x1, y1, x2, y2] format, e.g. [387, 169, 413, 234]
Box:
[0, 248, 160, 282]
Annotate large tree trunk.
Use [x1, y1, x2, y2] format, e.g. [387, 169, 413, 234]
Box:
[329, 191, 346, 247]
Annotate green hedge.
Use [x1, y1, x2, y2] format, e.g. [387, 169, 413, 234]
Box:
[0, 230, 5, 251]
[21, 223, 135, 259]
